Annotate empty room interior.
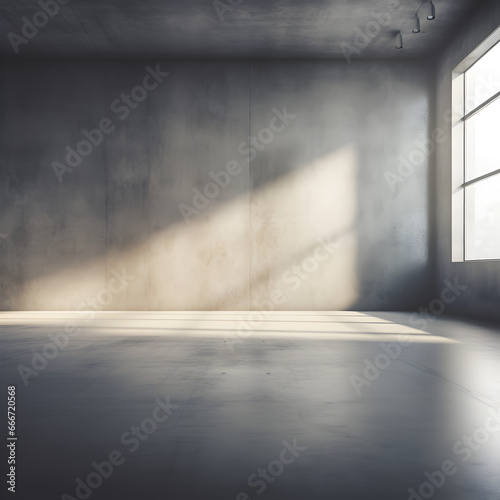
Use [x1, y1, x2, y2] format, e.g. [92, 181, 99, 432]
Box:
[2, 0, 500, 499]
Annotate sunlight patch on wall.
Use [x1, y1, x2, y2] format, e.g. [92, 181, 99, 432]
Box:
[18, 145, 359, 311]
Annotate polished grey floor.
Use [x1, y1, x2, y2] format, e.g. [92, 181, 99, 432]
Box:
[1, 311, 500, 500]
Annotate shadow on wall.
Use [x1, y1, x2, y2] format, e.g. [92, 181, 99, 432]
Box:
[0, 59, 432, 311]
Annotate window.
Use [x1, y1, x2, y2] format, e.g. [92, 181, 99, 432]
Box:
[452, 31, 500, 261]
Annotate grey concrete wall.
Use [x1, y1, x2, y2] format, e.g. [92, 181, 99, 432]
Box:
[0, 59, 433, 310]
[435, 0, 500, 321]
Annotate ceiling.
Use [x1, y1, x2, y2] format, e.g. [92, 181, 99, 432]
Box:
[0, 0, 480, 59]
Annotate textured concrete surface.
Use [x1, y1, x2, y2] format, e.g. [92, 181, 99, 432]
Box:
[0, 59, 433, 311]
[1, 311, 500, 499]
[435, 0, 500, 321]
[0, 0, 477, 59]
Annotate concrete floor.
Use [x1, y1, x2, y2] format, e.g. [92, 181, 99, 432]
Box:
[2, 311, 500, 500]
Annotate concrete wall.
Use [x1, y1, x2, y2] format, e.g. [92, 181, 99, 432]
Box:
[435, 0, 500, 321]
[0, 59, 433, 310]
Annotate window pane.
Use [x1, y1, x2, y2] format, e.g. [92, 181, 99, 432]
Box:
[465, 173, 500, 260]
[465, 41, 500, 114]
[465, 96, 500, 181]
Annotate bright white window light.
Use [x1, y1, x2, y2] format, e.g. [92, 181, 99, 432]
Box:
[452, 31, 500, 261]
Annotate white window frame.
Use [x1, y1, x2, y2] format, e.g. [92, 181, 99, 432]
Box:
[452, 27, 500, 262]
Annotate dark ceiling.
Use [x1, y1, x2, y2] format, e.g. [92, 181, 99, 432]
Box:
[0, 0, 481, 59]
